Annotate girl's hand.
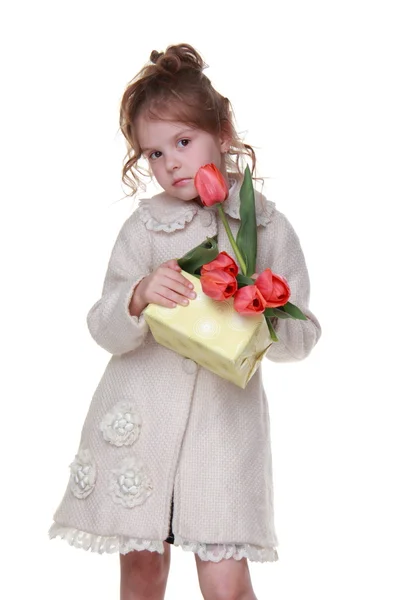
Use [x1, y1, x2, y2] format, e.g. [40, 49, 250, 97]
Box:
[129, 259, 196, 316]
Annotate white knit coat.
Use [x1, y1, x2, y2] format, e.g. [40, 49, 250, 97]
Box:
[49, 174, 321, 563]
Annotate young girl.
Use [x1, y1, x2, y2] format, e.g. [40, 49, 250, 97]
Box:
[49, 43, 321, 600]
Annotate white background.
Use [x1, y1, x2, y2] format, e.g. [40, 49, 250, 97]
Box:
[1, 1, 399, 598]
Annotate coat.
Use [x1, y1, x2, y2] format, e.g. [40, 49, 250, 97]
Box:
[49, 174, 322, 563]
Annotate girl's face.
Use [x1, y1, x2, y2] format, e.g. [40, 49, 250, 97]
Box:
[136, 116, 231, 202]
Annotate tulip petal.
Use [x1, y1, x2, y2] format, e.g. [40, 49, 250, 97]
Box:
[233, 285, 267, 315]
[194, 164, 229, 207]
[200, 269, 238, 301]
[255, 268, 291, 308]
[201, 251, 239, 277]
[255, 269, 274, 297]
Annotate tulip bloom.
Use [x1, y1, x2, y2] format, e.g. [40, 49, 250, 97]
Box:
[255, 269, 291, 308]
[201, 252, 239, 277]
[233, 285, 268, 315]
[200, 269, 238, 301]
[194, 164, 229, 207]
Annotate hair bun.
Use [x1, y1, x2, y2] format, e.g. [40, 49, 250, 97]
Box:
[150, 50, 164, 64]
[149, 44, 205, 75]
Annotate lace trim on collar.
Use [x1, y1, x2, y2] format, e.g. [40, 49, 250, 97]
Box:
[138, 192, 199, 233]
[137, 175, 275, 233]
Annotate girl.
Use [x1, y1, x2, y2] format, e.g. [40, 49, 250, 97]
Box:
[49, 43, 321, 600]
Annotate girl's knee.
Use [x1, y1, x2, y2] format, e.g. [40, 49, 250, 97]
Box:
[195, 555, 254, 600]
[120, 543, 170, 582]
[200, 585, 255, 600]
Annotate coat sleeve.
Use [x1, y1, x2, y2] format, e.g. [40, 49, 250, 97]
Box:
[265, 209, 322, 362]
[86, 211, 152, 356]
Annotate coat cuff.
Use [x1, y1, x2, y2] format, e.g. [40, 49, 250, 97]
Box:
[266, 309, 321, 362]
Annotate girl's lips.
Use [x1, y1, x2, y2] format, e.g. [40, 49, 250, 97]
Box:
[173, 178, 192, 187]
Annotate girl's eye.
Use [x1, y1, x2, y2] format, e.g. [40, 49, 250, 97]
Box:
[149, 150, 162, 160]
[177, 138, 190, 148]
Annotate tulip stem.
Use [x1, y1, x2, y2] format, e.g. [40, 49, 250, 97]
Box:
[217, 204, 247, 275]
[265, 316, 279, 342]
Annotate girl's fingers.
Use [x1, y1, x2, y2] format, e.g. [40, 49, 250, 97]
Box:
[152, 288, 192, 307]
[143, 262, 196, 307]
[154, 275, 196, 302]
[160, 268, 195, 292]
[162, 259, 181, 272]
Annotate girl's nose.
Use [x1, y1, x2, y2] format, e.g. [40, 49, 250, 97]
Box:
[165, 153, 181, 172]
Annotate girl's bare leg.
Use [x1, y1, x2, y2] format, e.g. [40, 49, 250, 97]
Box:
[195, 553, 257, 600]
[120, 541, 171, 600]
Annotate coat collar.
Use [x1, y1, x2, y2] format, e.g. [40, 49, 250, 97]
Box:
[137, 173, 275, 233]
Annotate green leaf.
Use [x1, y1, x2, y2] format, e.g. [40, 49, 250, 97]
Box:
[177, 235, 219, 275]
[279, 301, 308, 320]
[265, 316, 279, 341]
[272, 308, 292, 319]
[236, 166, 257, 277]
[236, 273, 255, 288]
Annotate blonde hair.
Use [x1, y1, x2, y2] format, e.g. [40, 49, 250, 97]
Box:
[119, 43, 257, 197]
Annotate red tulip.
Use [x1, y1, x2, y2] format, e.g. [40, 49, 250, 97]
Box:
[201, 252, 239, 277]
[194, 164, 229, 207]
[233, 285, 267, 315]
[200, 269, 238, 301]
[255, 269, 290, 308]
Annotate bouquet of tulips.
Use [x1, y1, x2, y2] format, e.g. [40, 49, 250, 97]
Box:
[178, 164, 307, 342]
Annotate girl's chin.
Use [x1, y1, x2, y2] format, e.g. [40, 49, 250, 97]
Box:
[175, 195, 200, 203]
[169, 187, 199, 203]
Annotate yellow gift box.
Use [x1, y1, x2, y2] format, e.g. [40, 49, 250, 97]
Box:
[143, 271, 273, 388]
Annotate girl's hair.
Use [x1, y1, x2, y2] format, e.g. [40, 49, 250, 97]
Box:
[119, 43, 257, 197]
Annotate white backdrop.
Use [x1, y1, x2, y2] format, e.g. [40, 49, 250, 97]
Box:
[1, 1, 399, 598]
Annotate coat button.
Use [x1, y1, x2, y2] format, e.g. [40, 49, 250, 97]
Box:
[199, 211, 213, 227]
[183, 358, 198, 374]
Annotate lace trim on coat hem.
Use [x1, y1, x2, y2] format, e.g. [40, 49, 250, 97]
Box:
[48, 523, 163, 555]
[49, 523, 278, 562]
[173, 533, 278, 563]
